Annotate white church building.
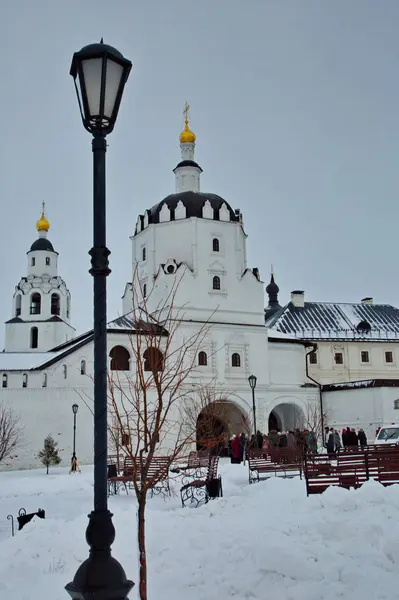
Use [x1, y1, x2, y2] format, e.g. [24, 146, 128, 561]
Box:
[0, 110, 398, 470]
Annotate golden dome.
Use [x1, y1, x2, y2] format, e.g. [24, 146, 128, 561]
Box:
[36, 202, 50, 232]
[180, 119, 196, 144]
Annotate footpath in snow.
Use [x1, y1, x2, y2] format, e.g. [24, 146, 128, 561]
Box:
[0, 459, 399, 600]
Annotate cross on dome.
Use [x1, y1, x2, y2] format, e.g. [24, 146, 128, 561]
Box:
[36, 201, 50, 232]
[179, 102, 196, 144]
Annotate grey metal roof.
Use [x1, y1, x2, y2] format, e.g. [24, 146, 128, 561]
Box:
[266, 301, 399, 341]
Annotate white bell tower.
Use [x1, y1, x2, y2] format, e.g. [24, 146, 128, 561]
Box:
[4, 203, 76, 352]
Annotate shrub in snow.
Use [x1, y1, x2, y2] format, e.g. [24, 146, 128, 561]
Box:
[38, 435, 61, 474]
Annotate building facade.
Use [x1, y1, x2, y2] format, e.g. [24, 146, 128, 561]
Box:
[0, 113, 318, 470]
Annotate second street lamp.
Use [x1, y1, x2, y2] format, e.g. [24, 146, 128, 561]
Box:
[70, 403, 79, 473]
[248, 374, 257, 437]
[66, 40, 133, 600]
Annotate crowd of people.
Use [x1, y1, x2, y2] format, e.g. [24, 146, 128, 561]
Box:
[227, 426, 369, 462]
[229, 428, 318, 462]
[325, 426, 368, 457]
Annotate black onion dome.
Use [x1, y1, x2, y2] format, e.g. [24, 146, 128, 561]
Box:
[266, 273, 279, 295]
[173, 160, 203, 172]
[29, 238, 55, 252]
[148, 191, 239, 224]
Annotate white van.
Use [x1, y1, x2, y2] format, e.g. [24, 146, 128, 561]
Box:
[374, 425, 399, 445]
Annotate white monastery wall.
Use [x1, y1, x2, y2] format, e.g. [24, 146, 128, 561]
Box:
[323, 386, 399, 442]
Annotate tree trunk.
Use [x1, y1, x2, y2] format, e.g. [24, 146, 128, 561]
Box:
[46, 464, 49, 475]
[137, 494, 147, 600]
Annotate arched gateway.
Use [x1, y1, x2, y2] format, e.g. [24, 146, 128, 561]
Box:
[268, 402, 305, 432]
[196, 401, 250, 456]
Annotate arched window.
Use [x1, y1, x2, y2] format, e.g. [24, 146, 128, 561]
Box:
[142, 247, 146, 261]
[31, 257, 35, 267]
[42, 373, 47, 388]
[109, 346, 130, 371]
[198, 351, 208, 366]
[232, 353, 241, 367]
[143, 283, 147, 298]
[80, 360, 86, 375]
[212, 238, 220, 252]
[66, 296, 70, 319]
[63, 364, 67, 379]
[212, 276, 221, 291]
[15, 295, 22, 317]
[30, 293, 41, 315]
[2, 374, 7, 388]
[45, 257, 51, 266]
[30, 327, 38, 349]
[22, 373, 28, 388]
[143, 347, 164, 372]
[51, 293, 60, 316]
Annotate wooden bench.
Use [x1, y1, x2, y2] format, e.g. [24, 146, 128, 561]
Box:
[248, 449, 303, 484]
[304, 447, 399, 495]
[180, 455, 222, 507]
[108, 455, 171, 497]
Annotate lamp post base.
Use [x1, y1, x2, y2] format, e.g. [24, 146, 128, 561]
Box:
[65, 510, 134, 600]
[70, 454, 81, 474]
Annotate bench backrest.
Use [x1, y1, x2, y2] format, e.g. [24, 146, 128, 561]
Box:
[206, 455, 219, 481]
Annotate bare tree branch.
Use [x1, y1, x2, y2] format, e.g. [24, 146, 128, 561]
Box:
[0, 404, 23, 464]
[107, 266, 216, 600]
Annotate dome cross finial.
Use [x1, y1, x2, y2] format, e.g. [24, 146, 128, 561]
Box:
[183, 101, 190, 124]
[36, 202, 50, 232]
[180, 102, 196, 144]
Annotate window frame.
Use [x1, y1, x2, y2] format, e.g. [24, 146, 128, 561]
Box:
[334, 352, 343, 365]
[45, 257, 51, 266]
[231, 352, 241, 368]
[212, 238, 220, 252]
[30, 326, 38, 349]
[385, 350, 394, 364]
[360, 350, 370, 364]
[198, 351, 208, 366]
[309, 352, 317, 365]
[212, 275, 221, 291]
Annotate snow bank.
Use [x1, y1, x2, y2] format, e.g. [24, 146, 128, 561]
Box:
[0, 462, 398, 600]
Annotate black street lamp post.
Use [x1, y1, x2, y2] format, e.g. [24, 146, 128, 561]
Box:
[248, 374, 257, 436]
[66, 40, 133, 600]
[71, 403, 79, 472]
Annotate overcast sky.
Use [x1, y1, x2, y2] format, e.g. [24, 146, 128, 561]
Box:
[1, 0, 399, 345]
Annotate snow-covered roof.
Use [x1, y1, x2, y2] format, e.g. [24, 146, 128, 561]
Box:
[108, 309, 168, 335]
[266, 301, 399, 341]
[0, 353, 55, 371]
[267, 329, 298, 341]
[0, 332, 94, 372]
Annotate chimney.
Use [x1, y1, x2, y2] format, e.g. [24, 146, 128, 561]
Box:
[291, 290, 305, 308]
[361, 297, 373, 305]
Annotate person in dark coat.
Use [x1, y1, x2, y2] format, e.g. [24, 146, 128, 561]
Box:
[326, 427, 337, 458]
[256, 430, 263, 450]
[342, 428, 349, 448]
[231, 435, 242, 463]
[358, 429, 367, 447]
[347, 428, 359, 448]
[279, 432, 288, 448]
[268, 429, 279, 448]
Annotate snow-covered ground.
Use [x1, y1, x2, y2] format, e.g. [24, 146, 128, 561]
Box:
[0, 460, 399, 600]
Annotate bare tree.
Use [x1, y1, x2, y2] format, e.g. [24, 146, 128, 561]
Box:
[108, 267, 214, 600]
[303, 401, 330, 446]
[0, 404, 23, 464]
